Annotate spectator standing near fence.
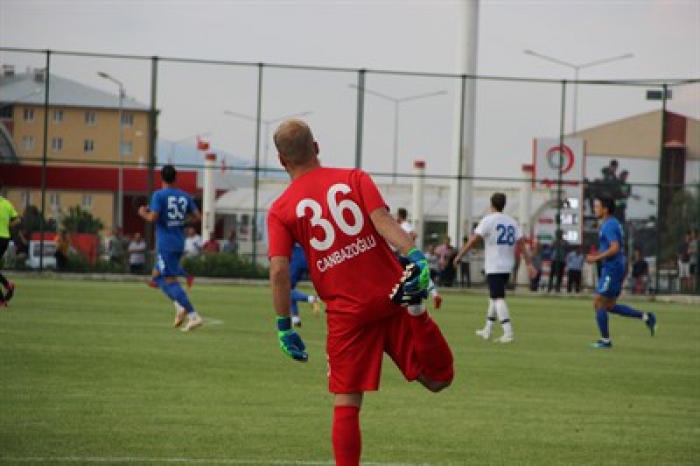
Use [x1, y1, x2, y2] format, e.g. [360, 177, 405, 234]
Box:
[107, 228, 126, 266]
[222, 230, 238, 254]
[184, 227, 202, 258]
[566, 246, 585, 293]
[202, 232, 220, 253]
[54, 230, 70, 271]
[678, 231, 692, 293]
[631, 248, 649, 295]
[547, 230, 567, 293]
[128, 232, 147, 274]
[458, 235, 472, 288]
[530, 243, 544, 292]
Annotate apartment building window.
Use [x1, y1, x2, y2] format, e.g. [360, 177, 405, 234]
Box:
[82, 195, 93, 210]
[50, 193, 61, 208]
[120, 141, 133, 156]
[23, 108, 35, 122]
[85, 111, 97, 126]
[84, 139, 96, 153]
[121, 113, 134, 127]
[52, 137, 63, 152]
[53, 109, 64, 123]
[22, 135, 34, 150]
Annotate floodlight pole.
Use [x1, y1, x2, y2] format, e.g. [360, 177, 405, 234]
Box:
[350, 85, 447, 183]
[223, 110, 313, 170]
[98, 71, 126, 229]
[523, 50, 634, 134]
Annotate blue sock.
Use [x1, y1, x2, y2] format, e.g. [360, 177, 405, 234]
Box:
[165, 282, 195, 314]
[609, 304, 644, 319]
[290, 290, 309, 317]
[153, 276, 173, 300]
[596, 308, 610, 339]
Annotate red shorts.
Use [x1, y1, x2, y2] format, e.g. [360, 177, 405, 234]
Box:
[326, 306, 422, 394]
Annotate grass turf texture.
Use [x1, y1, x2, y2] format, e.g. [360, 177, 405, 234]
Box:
[1, 278, 698, 465]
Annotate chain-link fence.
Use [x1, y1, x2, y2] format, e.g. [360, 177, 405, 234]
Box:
[1, 48, 698, 294]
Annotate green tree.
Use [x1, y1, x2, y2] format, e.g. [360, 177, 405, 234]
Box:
[21, 205, 57, 233]
[61, 206, 104, 234]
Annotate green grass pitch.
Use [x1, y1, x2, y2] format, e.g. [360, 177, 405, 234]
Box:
[1, 278, 698, 465]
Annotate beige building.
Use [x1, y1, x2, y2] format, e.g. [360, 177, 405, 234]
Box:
[1, 65, 151, 232]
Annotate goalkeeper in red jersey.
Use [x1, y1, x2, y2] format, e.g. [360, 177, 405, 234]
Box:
[266, 119, 454, 466]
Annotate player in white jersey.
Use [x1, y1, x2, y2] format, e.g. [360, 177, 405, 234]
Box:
[396, 208, 442, 309]
[454, 193, 536, 343]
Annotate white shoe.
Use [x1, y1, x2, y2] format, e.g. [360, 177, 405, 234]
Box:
[292, 316, 302, 327]
[173, 307, 186, 328]
[475, 329, 491, 340]
[182, 315, 203, 332]
[494, 335, 514, 344]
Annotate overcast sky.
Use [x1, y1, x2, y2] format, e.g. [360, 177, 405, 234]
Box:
[1, 0, 698, 183]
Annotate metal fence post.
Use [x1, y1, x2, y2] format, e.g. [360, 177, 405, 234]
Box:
[251, 63, 264, 275]
[38, 50, 51, 271]
[146, 56, 159, 267]
[654, 84, 668, 294]
[354, 69, 366, 169]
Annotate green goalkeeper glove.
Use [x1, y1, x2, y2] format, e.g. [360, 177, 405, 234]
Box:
[404, 248, 430, 295]
[277, 316, 308, 362]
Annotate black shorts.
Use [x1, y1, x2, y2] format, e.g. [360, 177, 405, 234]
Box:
[0, 238, 9, 259]
[487, 273, 510, 299]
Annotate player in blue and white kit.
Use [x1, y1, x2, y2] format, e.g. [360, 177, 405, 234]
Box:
[586, 197, 656, 348]
[139, 165, 204, 332]
[289, 243, 320, 327]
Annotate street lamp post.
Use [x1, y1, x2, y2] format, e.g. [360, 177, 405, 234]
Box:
[523, 50, 633, 134]
[223, 110, 313, 170]
[349, 85, 447, 183]
[98, 71, 126, 229]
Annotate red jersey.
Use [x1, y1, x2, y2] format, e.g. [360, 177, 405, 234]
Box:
[267, 167, 403, 318]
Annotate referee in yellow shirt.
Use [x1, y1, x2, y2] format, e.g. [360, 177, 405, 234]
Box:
[0, 184, 20, 306]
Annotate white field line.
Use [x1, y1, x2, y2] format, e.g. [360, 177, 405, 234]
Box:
[0, 457, 430, 466]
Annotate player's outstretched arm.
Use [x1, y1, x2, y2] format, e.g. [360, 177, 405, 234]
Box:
[454, 235, 479, 266]
[138, 206, 158, 223]
[270, 256, 308, 362]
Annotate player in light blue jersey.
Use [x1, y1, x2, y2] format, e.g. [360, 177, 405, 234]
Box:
[586, 197, 656, 348]
[139, 165, 204, 332]
[289, 244, 320, 327]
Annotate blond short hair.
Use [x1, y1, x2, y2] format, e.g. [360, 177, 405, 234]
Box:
[273, 119, 315, 165]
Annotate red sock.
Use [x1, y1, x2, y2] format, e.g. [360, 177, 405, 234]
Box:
[409, 311, 454, 382]
[333, 405, 361, 466]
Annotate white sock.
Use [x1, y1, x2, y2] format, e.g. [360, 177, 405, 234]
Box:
[292, 315, 301, 324]
[429, 279, 439, 298]
[188, 312, 200, 320]
[495, 299, 513, 337]
[484, 299, 497, 332]
[174, 301, 184, 312]
[307, 295, 316, 303]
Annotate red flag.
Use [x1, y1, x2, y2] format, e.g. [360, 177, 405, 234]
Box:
[196, 137, 210, 151]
